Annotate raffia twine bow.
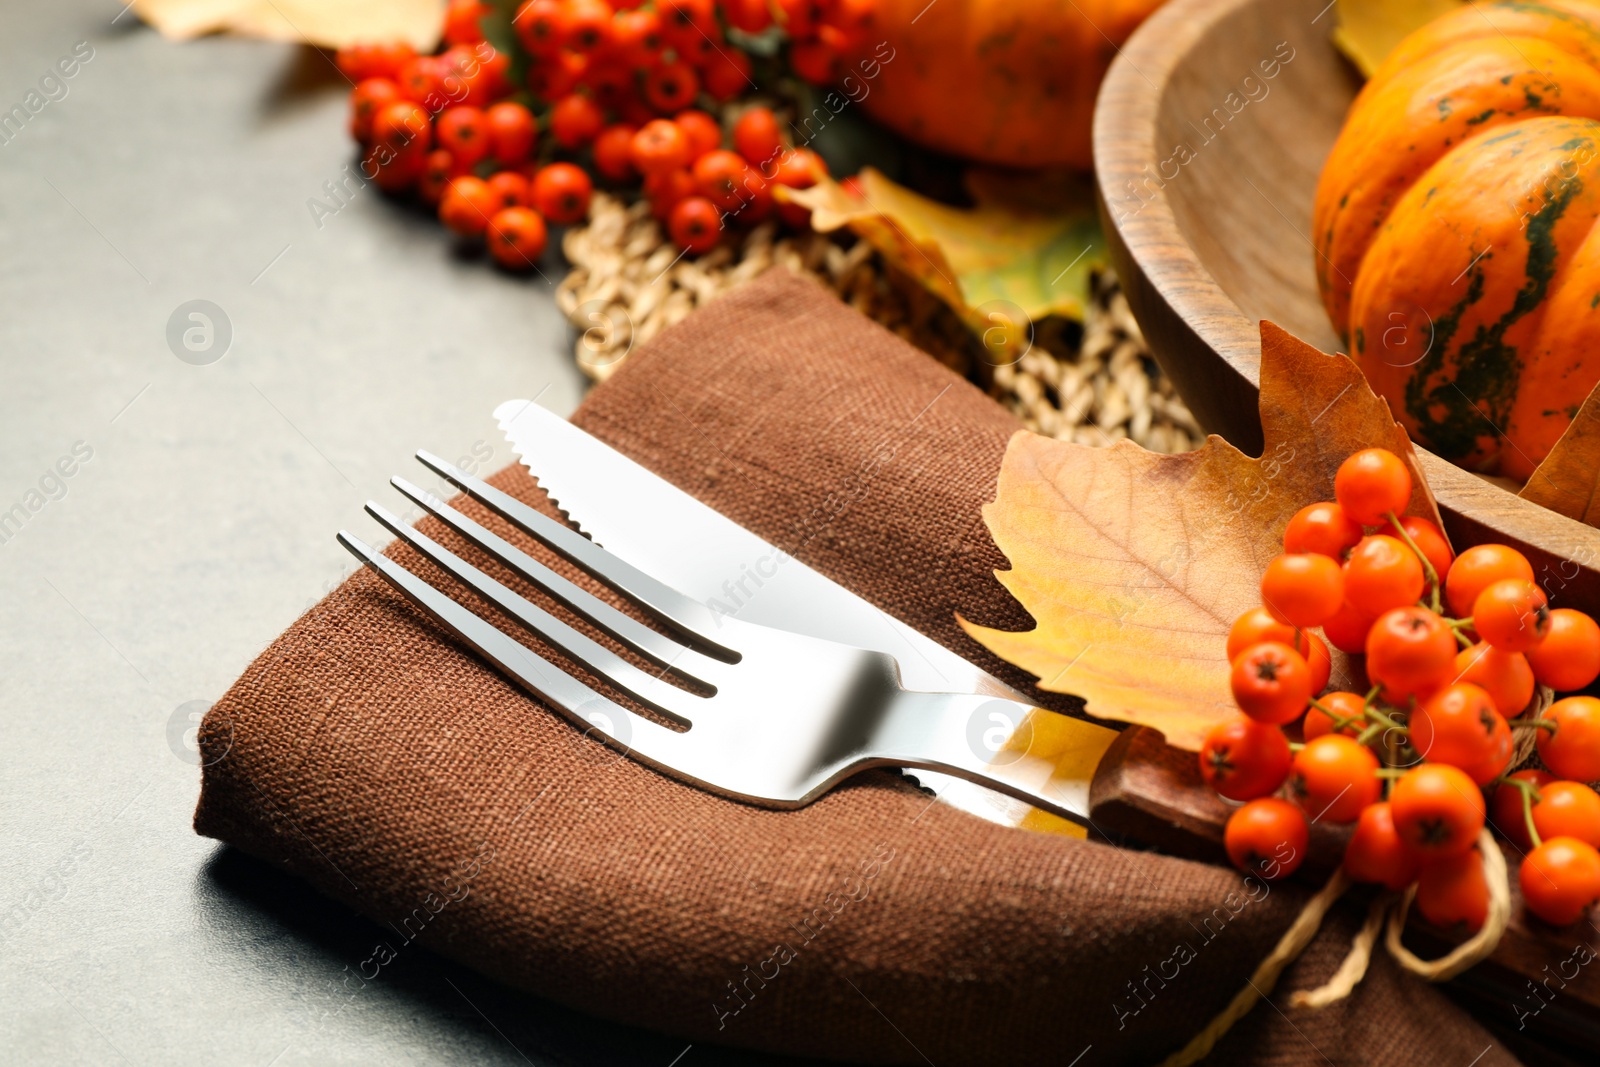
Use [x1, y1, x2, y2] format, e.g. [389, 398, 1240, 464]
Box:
[1158, 827, 1511, 1067]
[1156, 681, 1567, 1064]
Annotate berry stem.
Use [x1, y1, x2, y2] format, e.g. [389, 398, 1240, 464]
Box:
[1507, 776, 1544, 849]
[1381, 729, 1400, 798]
[1492, 775, 1545, 848]
[1307, 697, 1359, 730]
[1509, 717, 1558, 734]
[1361, 705, 1407, 735]
[1492, 774, 1542, 803]
[1384, 509, 1441, 611]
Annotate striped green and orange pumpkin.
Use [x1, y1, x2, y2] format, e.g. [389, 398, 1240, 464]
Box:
[1314, 1, 1600, 480]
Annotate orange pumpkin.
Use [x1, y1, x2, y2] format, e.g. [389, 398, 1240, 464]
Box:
[855, 0, 1168, 169]
[1314, 1, 1600, 479]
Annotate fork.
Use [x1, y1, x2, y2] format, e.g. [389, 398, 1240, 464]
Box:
[336, 451, 1095, 823]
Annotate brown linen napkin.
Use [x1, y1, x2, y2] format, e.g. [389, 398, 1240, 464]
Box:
[195, 268, 1517, 1067]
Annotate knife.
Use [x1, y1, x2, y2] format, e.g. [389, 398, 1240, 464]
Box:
[495, 398, 1119, 828]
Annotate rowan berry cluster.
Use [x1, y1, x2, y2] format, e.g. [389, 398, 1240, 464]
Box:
[339, 0, 868, 267]
[1202, 448, 1600, 928]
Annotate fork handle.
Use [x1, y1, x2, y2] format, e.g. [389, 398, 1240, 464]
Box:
[867, 692, 1108, 826]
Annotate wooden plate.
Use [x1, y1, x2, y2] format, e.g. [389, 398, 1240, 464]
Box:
[1093, 0, 1600, 608]
[1091, 0, 1600, 1044]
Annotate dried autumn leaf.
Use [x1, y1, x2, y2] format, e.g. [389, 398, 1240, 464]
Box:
[781, 167, 1103, 354]
[961, 322, 1444, 751]
[134, 0, 445, 50]
[1332, 0, 1463, 76]
[1519, 381, 1600, 525]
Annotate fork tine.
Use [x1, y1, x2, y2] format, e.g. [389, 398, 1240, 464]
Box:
[338, 530, 687, 762]
[390, 476, 724, 683]
[414, 451, 735, 659]
[363, 503, 710, 725]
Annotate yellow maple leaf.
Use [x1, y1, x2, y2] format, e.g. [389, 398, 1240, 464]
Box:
[961, 322, 1444, 751]
[781, 167, 1103, 356]
[134, 0, 446, 50]
[1332, 0, 1464, 77]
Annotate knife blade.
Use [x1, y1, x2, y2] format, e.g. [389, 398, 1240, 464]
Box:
[495, 398, 1117, 825]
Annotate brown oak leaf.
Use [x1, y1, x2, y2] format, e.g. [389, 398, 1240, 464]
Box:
[961, 321, 1443, 751]
[1519, 382, 1600, 526]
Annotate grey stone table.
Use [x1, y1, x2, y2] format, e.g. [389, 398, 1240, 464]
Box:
[0, 4, 810, 1064]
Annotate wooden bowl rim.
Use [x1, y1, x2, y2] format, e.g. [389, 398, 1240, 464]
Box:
[1091, 0, 1293, 383]
[1090, 0, 1600, 561]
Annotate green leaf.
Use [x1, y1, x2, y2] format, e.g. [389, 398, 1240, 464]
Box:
[783, 167, 1105, 354]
